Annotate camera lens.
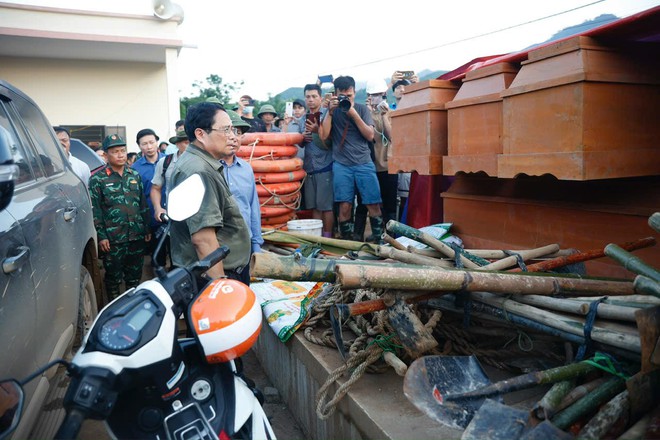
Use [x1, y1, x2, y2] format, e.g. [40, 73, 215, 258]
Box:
[338, 95, 351, 112]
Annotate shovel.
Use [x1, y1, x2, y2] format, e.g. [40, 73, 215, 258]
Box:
[403, 355, 497, 429]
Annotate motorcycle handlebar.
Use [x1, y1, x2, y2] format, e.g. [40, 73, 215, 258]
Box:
[204, 246, 230, 268]
[54, 407, 86, 440]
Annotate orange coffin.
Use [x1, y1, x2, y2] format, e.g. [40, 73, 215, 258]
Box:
[389, 80, 459, 175]
[444, 63, 519, 176]
[499, 36, 660, 180]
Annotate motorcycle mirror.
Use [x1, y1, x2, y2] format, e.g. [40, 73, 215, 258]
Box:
[0, 379, 24, 440]
[167, 173, 205, 221]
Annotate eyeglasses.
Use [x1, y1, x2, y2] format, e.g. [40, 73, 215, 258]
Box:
[208, 126, 239, 136]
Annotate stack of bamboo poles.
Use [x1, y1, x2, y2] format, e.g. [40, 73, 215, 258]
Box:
[253, 213, 660, 429]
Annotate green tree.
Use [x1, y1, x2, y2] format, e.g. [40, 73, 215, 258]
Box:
[179, 74, 243, 117]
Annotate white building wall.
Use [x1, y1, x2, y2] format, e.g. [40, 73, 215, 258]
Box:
[0, 57, 172, 153]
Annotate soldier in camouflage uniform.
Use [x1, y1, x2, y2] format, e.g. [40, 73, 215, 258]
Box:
[89, 134, 151, 299]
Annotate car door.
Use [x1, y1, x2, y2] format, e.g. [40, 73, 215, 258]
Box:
[0, 101, 38, 394]
[4, 93, 80, 369]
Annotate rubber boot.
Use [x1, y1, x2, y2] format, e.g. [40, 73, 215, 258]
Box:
[339, 221, 355, 241]
[354, 204, 368, 242]
[365, 216, 384, 244]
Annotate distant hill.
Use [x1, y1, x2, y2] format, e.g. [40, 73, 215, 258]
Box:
[522, 14, 619, 51]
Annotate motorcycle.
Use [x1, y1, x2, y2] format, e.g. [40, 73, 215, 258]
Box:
[0, 174, 276, 440]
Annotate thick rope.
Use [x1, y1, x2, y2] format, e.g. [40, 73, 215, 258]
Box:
[315, 344, 384, 420]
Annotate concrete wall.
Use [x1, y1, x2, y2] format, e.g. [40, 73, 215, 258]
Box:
[0, 56, 174, 152]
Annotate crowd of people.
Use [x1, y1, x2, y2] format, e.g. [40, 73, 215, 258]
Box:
[54, 70, 418, 299]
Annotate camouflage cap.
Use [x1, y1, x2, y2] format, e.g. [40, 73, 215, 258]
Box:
[226, 109, 251, 134]
[102, 134, 126, 151]
[169, 130, 189, 144]
[257, 104, 277, 117]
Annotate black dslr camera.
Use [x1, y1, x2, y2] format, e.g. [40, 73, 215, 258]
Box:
[338, 94, 351, 112]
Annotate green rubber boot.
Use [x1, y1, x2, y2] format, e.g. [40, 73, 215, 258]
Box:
[365, 216, 384, 244]
[339, 221, 356, 241]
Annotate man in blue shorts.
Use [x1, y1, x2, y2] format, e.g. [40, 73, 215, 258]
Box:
[319, 75, 383, 242]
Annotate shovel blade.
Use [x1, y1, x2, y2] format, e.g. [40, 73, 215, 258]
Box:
[403, 355, 497, 429]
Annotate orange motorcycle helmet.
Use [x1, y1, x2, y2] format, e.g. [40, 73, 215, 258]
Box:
[188, 278, 262, 363]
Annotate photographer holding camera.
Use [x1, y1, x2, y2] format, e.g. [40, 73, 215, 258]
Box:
[319, 75, 384, 242]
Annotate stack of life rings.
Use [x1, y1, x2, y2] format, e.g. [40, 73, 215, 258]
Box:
[237, 132, 306, 229]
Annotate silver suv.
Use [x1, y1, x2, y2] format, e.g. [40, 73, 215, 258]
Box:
[0, 80, 102, 439]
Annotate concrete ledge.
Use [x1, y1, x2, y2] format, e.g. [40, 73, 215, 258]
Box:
[252, 322, 462, 440]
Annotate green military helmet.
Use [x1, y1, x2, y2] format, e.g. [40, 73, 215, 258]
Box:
[169, 130, 188, 144]
[205, 97, 222, 104]
[257, 104, 277, 117]
[102, 134, 126, 151]
[226, 109, 251, 134]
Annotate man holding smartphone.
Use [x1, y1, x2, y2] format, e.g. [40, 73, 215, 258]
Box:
[319, 75, 383, 242]
[299, 84, 334, 237]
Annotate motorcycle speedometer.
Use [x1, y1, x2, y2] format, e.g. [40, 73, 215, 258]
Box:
[99, 316, 140, 351]
[98, 298, 158, 352]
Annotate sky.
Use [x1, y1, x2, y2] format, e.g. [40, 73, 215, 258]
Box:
[173, 0, 658, 100]
[12, 0, 660, 100]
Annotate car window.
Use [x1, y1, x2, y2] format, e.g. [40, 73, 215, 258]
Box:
[0, 102, 35, 185]
[8, 96, 65, 178]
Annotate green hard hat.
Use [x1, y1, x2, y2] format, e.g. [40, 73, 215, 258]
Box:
[101, 134, 126, 151]
[257, 104, 277, 117]
[205, 96, 223, 104]
[226, 109, 251, 133]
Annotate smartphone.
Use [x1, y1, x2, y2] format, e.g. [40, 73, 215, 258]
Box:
[370, 95, 384, 107]
[401, 71, 415, 79]
[318, 74, 334, 84]
[306, 112, 321, 125]
[285, 102, 293, 118]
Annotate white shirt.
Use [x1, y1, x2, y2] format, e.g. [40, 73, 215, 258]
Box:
[69, 153, 91, 187]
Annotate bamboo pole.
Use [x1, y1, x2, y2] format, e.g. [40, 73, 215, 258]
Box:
[381, 233, 407, 251]
[634, 275, 660, 298]
[407, 246, 574, 261]
[605, 243, 660, 281]
[577, 390, 630, 440]
[471, 291, 641, 353]
[250, 253, 423, 282]
[512, 237, 657, 273]
[424, 297, 642, 361]
[477, 244, 560, 271]
[551, 377, 627, 430]
[336, 265, 636, 296]
[649, 212, 660, 233]
[555, 377, 609, 414]
[532, 380, 576, 420]
[571, 294, 660, 306]
[443, 362, 598, 401]
[375, 245, 452, 268]
[513, 295, 638, 322]
[386, 220, 480, 268]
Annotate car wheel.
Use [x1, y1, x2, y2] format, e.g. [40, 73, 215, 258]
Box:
[73, 265, 98, 352]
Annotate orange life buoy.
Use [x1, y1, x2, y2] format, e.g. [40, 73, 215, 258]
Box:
[261, 212, 296, 225]
[249, 157, 303, 173]
[256, 181, 301, 197]
[241, 132, 304, 146]
[262, 224, 288, 231]
[236, 145, 298, 159]
[260, 206, 295, 218]
[259, 192, 300, 206]
[254, 169, 306, 183]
